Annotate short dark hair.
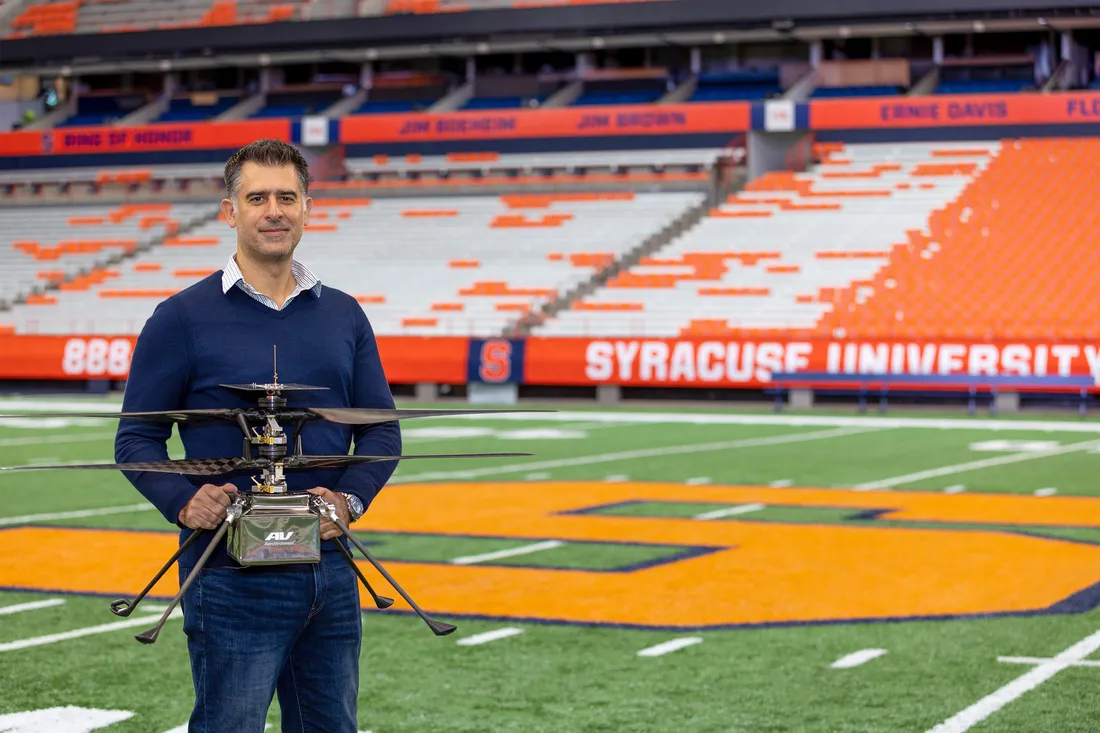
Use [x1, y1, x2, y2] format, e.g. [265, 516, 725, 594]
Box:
[224, 139, 310, 202]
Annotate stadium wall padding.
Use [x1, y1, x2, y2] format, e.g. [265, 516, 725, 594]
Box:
[5, 335, 1098, 391]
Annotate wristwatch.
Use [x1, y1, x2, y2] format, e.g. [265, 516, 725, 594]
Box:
[339, 492, 365, 523]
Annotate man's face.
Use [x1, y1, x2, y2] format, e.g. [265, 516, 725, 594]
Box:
[221, 162, 312, 262]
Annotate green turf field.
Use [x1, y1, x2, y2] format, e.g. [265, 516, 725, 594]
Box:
[1, 397, 1100, 732]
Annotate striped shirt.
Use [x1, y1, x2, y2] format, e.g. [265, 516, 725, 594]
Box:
[220, 254, 322, 310]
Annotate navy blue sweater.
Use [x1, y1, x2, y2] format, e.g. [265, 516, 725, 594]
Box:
[114, 273, 401, 568]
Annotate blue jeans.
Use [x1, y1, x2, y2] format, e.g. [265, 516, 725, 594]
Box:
[178, 551, 362, 733]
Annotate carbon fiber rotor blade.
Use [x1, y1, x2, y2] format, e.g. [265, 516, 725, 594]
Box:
[0, 457, 270, 475]
[283, 452, 531, 469]
[0, 409, 241, 423]
[307, 407, 552, 425]
[220, 382, 329, 393]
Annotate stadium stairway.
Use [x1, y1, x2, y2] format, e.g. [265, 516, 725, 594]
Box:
[515, 173, 737, 335]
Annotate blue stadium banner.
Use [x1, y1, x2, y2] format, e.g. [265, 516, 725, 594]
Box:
[467, 339, 526, 384]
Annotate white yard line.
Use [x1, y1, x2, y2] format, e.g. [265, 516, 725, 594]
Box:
[768, 479, 793, 488]
[0, 610, 182, 652]
[854, 438, 1100, 490]
[999, 656, 1100, 668]
[695, 503, 766, 520]
[0, 598, 65, 616]
[451, 540, 564, 566]
[8, 401, 1100, 433]
[831, 648, 888, 669]
[926, 629, 1100, 733]
[0, 432, 115, 448]
[455, 628, 524, 646]
[0, 400, 122, 412]
[604, 474, 629, 483]
[685, 477, 711, 485]
[450, 409, 1100, 434]
[944, 484, 966, 494]
[0, 503, 155, 527]
[393, 426, 877, 483]
[524, 472, 551, 480]
[1035, 487, 1058, 497]
[637, 637, 703, 657]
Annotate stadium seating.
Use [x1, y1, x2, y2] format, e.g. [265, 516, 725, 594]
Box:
[4, 192, 702, 336]
[535, 141, 997, 338]
[810, 85, 904, 98]
[687, 70, 782, 102]
[4, 0, 312, 37]
[11, 138, 1095, 342]
[2, 0, 671, 36]
[0, 163, 225, 187]
[54, 92, 150, 127]
[250, 89, 345, 119]
[343, 147, 728, 176]
[461, 95, 545, 110]
[816, 138, 1100, 340]
[0, 202, 213, 310]
[354, 99, 437, 114]
[155, 93, 240, 122]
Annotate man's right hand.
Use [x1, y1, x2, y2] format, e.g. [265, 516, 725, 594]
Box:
[178, 483, 237, 529]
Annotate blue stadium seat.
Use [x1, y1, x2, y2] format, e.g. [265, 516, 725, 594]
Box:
[810, 85, 902, 98]
[155, 95, 238, 122]
[249, 91, 344, 119]
[688, 84, 782, 101]
[354, 99, 432, 114]
[461, 96, 541, 110]
[934, 79, 1032, 94]
[56, 113, 118, 127]
[686, 69, 782, 102]
[572, 91, 663, 106]
[698, 70, 780, 84]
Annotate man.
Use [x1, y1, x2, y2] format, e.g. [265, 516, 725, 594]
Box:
[115, 138, 400, 732]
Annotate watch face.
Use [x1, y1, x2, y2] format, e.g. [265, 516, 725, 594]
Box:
[345, 494, 363, 518]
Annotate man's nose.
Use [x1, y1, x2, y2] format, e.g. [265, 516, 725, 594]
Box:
[264, 197, 283, 219]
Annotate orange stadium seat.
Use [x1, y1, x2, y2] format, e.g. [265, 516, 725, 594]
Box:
[815, 138, 1100, 340]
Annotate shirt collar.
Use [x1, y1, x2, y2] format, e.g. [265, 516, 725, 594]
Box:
[221, 253, 322, 299]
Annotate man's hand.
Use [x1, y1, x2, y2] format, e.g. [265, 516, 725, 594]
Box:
[306, 487, 348, 540]
[178, 483, 237, 530]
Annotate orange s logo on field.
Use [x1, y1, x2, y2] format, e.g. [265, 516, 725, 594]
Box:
[2, 481, 1100, 630]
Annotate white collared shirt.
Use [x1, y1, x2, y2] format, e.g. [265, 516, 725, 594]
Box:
[221, 254, 322, 310]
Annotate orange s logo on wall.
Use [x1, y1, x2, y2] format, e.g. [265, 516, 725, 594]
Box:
[3, 482, 1100, 629]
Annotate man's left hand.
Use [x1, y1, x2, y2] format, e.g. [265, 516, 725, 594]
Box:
[307, 487, 348, 540]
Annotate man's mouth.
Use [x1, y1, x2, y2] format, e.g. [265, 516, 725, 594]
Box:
[260, 228, 289, 234]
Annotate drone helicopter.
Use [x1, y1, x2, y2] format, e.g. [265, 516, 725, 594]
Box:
[0, 349, 546, 644]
